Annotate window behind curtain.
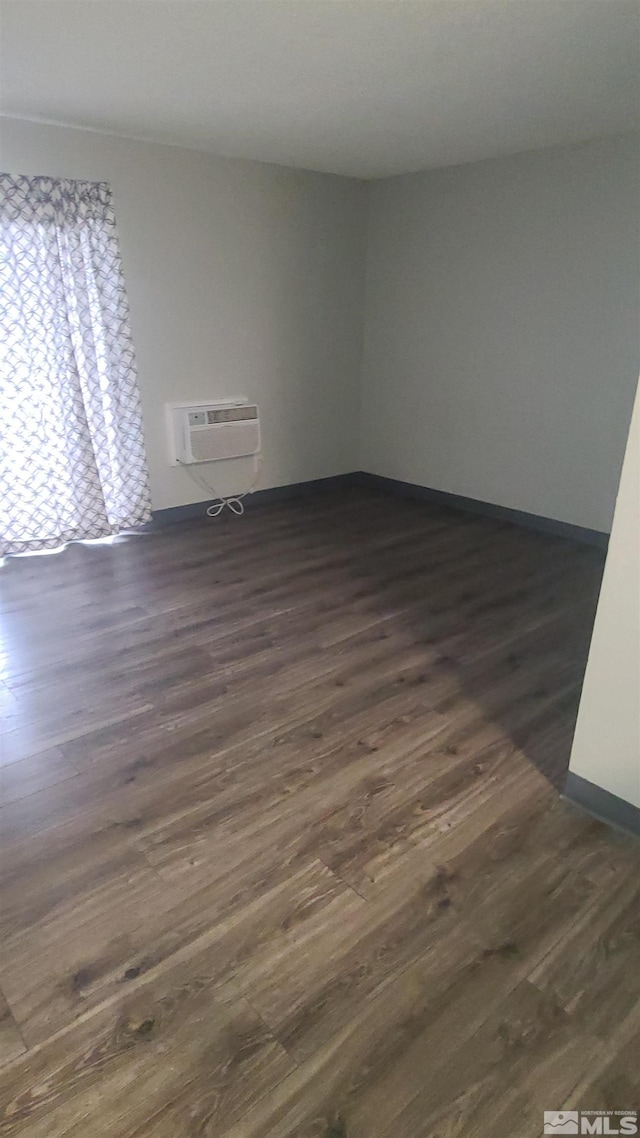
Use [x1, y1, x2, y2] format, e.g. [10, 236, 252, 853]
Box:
[0, 173, 151, 556]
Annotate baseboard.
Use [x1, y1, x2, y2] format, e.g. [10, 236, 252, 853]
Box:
[563, 771, 640, 837]
[150, 473, 359, 526]
[151, 469, 609, 550]
[352, 471, 609, 550]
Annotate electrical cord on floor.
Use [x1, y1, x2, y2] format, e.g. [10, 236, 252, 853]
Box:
[177, 455, 262, 517]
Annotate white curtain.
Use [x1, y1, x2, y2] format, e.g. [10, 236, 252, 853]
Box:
[0, 173, 152, 555]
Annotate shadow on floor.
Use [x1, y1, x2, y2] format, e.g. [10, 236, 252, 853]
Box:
[308, 485, 605, 793]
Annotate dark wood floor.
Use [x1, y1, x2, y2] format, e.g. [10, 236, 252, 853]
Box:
[0, 486, 639, 1137]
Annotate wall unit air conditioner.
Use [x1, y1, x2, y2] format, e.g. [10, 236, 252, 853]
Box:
[167, 399, 260, 465]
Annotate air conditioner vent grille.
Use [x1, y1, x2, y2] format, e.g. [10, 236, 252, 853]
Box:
[190, 420, 260, 462]
[207, 406, 257, 424]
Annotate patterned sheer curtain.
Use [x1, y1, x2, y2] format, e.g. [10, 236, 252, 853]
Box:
[0, 173, 152, 555]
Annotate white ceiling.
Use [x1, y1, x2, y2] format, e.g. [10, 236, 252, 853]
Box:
[0, 1, 638, 179]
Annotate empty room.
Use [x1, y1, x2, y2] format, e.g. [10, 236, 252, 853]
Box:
[0, 2, 639, 1135]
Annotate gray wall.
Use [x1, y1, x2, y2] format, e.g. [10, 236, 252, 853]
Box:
[359, 134, 640, 532]
[0, 117, 368, 510]
[1, 122, 638, 531]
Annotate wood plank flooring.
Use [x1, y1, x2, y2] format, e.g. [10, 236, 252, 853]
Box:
[0, 485, 638, 1137]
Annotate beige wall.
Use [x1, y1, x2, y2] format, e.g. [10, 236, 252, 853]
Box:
[360, 133, 640, 532]
[0, 117, 368, 510]
[568, 380, 640, 808]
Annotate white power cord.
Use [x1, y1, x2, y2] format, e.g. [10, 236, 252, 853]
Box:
[178, 454, 262, 518]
